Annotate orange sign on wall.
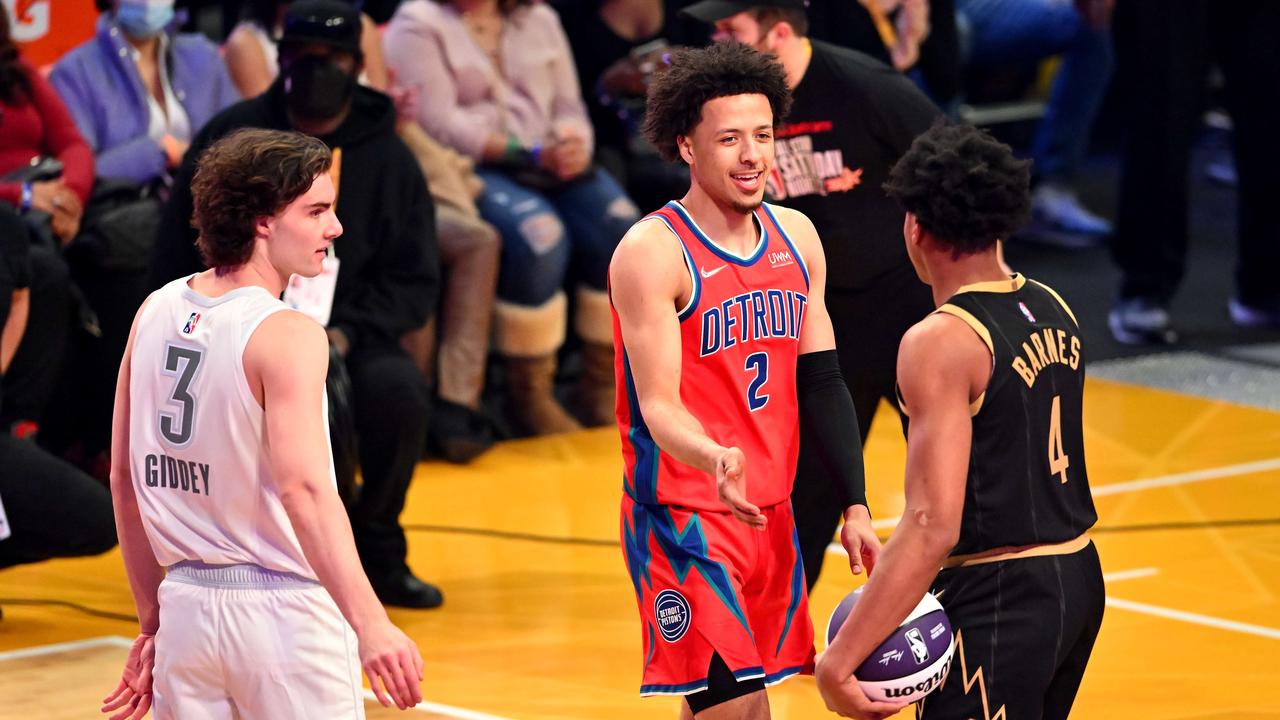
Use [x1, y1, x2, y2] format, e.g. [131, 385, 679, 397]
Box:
[4, 0, 99, 68]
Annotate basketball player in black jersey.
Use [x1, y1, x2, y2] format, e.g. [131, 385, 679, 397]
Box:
[815, 121, 1104, 720]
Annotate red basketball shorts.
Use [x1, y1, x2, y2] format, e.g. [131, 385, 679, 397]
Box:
[620, 495, 815, 696]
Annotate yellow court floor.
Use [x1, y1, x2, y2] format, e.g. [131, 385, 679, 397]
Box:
[2, 377, 1279, 719]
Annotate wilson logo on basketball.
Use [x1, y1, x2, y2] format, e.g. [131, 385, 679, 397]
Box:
[882, 654, 954, 700]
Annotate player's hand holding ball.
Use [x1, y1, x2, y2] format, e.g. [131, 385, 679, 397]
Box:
[815, 650, 908, 720]
[101, 632, 155, 720]
[716, 446, 765, 529]
[359, 618, 425, 710]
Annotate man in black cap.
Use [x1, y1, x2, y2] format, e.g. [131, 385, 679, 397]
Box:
[152, 0, 444, 608]
[683, 0, 941, 590]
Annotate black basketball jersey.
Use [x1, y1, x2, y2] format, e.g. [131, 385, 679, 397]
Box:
[905, 274, 1098, 557]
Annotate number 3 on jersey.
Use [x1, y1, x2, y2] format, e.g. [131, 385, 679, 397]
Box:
[1048, 395, 1070, 483]
[745, 352, 769, 411]
[160, 344, 203, 447]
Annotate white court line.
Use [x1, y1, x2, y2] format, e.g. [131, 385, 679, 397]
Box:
[1102, 567, 1159, 583]
[1091, 457, 1280, 496]
[825, 456, 1280, 548]
[0, 635, 132, 662]
[361, 691, 516, 720]
[1106, 597, 1280, 641]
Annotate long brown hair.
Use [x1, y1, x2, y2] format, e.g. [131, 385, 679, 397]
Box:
[0, 8, 33, 105]
[192, 129, 333, 269]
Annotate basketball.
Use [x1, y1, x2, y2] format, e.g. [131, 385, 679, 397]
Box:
[825, 588, 956, 703]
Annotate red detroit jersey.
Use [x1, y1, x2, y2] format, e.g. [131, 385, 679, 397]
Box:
[612, 201, 811, 511]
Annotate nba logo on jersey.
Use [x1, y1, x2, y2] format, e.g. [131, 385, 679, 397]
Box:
[905, 628, 930, 664]
[182, 312, 201, 334]
[1018, 301, 1036, 323]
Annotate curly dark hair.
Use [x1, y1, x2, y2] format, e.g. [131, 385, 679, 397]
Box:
[642, 42, 792, 164]
[191, 128, 332, 269]
[884, 120, 1031, 256]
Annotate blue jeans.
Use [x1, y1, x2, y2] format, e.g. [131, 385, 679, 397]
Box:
[957, 0, 1113, 181]
[476, 168, 638, 306]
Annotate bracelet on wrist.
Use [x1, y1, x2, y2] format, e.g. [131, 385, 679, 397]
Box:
[19, 182, 33, 213]
[502, 133, 522, 163]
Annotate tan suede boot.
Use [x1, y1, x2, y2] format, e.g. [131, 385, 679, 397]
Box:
[495, 293, 582, 436]
[579, 341, 617, 426]
[575, 287, 617, 427]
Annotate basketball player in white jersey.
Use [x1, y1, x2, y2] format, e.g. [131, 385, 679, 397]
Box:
[102, 128, 423, 719]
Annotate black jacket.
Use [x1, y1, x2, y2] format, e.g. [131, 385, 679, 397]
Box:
[151, 80, 440, 351]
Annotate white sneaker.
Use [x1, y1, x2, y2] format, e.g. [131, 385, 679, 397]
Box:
[1031, 183, 1113, 237]
[1109, 297, 1177, 345]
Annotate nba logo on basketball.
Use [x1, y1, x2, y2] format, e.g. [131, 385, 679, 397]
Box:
[905, 628, 930, 664]
[182, 312, 201, 334]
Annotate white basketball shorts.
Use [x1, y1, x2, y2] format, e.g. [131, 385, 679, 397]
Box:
[152, 561, 364, 719]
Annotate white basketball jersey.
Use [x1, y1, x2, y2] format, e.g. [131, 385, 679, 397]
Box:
[128, 276, 330, 579]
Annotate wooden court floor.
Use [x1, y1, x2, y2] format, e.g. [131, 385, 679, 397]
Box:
[2, 377, 1279, 719]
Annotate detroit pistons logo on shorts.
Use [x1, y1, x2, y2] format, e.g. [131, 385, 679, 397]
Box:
[654, 590, 691, 643]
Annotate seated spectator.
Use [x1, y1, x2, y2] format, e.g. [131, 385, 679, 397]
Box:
[224, 0, 393, 96]
[551, 0, 699, 212]
[955, 0, 1113, 243]
[50, 0, 240, 186]
[385, 0, 640, 435]
[0, 202, 116, 579]
[151, 0, 445, 609]
[0, 10, 93, 246]
[0, 10, 88, 438]
[228, 0, 501, 461]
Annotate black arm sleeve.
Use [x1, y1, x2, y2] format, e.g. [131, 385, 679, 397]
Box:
[796, 349, 867, 510]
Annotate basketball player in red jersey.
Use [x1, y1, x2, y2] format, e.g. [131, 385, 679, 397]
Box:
[610, 43, 888, 719]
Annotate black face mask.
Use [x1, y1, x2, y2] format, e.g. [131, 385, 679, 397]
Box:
[283, 55, 357, 121]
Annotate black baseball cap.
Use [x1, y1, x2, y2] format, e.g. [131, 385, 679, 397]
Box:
[680, 0, 807, 23]
[280, 0, 362, 55]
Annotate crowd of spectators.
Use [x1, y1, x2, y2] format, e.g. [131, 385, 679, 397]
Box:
[2, 0, 1276, 606]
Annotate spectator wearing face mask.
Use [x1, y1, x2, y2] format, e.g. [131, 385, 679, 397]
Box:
[151, 0, 445, 610]
[50, 0, 241, 186]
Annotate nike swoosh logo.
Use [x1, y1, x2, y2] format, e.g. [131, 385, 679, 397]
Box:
[700, 265, 727, 279]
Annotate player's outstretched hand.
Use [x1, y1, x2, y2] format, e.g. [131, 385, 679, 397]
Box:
[716, 447, 766, 529]
[360, 619, 425, 711]
[101, 632, 154, 720]
[815, 650, 909, 720]
[840, 505, 881, 576]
